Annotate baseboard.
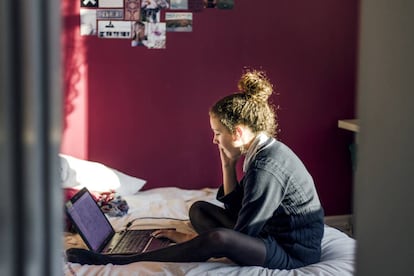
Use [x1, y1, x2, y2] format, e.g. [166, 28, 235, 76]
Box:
[324, 214, 353, 237]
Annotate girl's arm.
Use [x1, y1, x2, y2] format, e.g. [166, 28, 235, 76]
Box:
[219, 147, 238, 195]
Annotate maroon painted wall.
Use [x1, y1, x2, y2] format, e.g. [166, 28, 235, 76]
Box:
[63, 0, 359, 215]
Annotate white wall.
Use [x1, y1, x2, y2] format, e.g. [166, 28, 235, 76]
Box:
[354, 0, 414, 275]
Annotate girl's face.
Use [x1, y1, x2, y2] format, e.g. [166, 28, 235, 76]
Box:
[209, 116, 240, 159]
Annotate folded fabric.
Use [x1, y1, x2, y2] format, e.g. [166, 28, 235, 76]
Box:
[96, 191, 129, 217]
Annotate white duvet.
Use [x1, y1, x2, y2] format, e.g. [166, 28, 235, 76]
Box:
[64, 187, 356, 276]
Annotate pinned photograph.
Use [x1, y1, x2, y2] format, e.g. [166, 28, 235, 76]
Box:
[140, 0, 169, 23]
[170, 0, 188, 10]
[125, 0, 141, 20]
[80, 8, 97, 36]
[203, 0, 216, 8]
[143, 22, 166, 49]
[166, 12, 192, 32]
[81, 0, 98, 8]
[96, 9, 124, 20]
[99, 0, 124, 8]
[203, 0, 234, 9]
[216, 0, 234, 9]
[97, 20, 133, 39]
[131, 21, 147, 47]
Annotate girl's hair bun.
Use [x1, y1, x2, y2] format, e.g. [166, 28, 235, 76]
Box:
[238, 69, 273, 102]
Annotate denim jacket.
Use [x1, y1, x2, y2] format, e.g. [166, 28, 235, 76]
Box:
[217, 138, 324, 263]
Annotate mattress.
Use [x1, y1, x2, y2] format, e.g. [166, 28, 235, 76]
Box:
[63, 187, 356, 276]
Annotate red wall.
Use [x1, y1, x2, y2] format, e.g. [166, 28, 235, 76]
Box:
[62, 0, 359, 216]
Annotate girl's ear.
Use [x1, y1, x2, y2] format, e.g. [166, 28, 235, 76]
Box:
[233, 126, 243, 141]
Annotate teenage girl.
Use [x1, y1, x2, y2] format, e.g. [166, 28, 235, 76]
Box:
[66, 69, 324, 269]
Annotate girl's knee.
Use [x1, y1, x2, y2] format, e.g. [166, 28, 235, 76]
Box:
[189, 200, 204, 212]
[189, 201, 207, 230]
[189, 201, 202, 218]
[189, 201, 210, 220]
[205, 228, 233, 246]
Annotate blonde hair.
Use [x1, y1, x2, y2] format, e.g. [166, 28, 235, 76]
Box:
[210, 69, 278, 137]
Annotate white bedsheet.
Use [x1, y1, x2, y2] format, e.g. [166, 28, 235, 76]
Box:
[64, 187, 356, 276]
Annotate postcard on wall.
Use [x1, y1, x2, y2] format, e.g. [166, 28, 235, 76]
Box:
[96, 9, 124, 20]
[97, 20, 132, 39]
[125, 0, 141, 20]
[143, 22, 166, 49]
[131, 21, 147, 47]
[203, 0, 216, 8]
[140, 7, 160, 23]
[141, 0, 169, 9]
[81, 0, 98, 8]
[170, 0, 188, 10]
[216, 0, 234, 10]
[140, 0, 168, 23]
[165, 12, 192, 32]
[80, 8, 97, 36]
[99, 0, 124, 8]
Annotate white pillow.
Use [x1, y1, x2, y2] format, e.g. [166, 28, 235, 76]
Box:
[60, 154, 146, 196]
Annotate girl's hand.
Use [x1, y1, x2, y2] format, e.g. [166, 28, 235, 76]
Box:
[219, 146, 239, 168]
[151, 229, 197, 244]
[218, 146, 239, 195]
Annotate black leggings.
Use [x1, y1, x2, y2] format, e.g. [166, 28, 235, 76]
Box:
[66, 201, 268, 267]
[189, 200, 237, 233]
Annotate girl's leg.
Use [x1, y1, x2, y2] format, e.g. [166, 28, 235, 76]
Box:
[66, 228, 267, 267]
[189, 201, 236, 233]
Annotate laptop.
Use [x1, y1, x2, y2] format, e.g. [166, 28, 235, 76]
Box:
[65, 187, 173, 254]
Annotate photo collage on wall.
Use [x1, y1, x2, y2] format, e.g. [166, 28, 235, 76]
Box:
[80, 0, 234, 49]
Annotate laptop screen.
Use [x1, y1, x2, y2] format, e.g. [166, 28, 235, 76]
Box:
[66, 188, 114, 252]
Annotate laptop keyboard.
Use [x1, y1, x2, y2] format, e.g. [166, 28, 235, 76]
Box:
[112, 230, 153, 253]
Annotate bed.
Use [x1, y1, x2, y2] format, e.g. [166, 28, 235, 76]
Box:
[61, 154, 356, 276]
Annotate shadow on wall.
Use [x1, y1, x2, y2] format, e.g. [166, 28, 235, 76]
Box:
[62, 5, 86, 131]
